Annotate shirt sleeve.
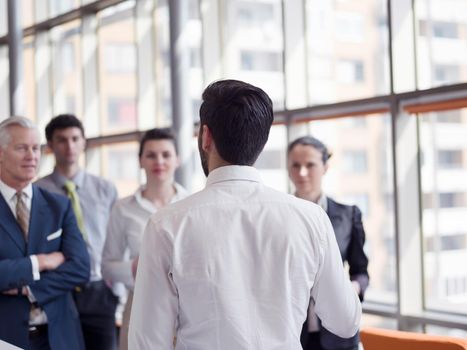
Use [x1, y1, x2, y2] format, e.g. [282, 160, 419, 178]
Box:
[128, 218, 179, 349]
[101, 204, 134, 289]
[311, 209, 362, 339]
[29, 255, 40, 281]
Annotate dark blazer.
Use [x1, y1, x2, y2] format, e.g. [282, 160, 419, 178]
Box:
[0, 185, 90, 350]
[301, 197, 369, 350]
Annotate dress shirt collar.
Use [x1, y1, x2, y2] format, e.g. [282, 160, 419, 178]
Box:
[316, 193, 328, 212]
[205, 165, 262, 187]
[134, 182, 188, 213]
[51, 167, 85, 189]
[0, 179, 33, 202]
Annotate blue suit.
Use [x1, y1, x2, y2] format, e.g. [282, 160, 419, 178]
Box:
[0, 185, 90, 350]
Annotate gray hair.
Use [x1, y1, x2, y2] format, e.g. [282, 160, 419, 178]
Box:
[0, 116, 39, 149]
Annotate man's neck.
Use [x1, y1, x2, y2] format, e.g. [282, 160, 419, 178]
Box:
[55, 163, 80, 179]
[0, 176, 29, 192]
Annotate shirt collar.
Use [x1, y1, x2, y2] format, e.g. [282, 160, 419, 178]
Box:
[0, 179, 33, 201]
[135, 182, 189, 213]
[51, 168, 85, 189]
[206, 165, 262, 187]
[316, 193, 328, 212]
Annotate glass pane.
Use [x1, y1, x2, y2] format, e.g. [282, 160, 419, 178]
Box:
[419, 109, 467, 315]
[425, 325, 467, 339]
[22, 0, 34, 28]
[304, 114, 397, 304]
[0, 0, 6, 36]
[99, 4, 137, 135]
[415, 0, 467, 89]
[51, 20, 83, 119]
[87, 142, 140, 197]
[305, 0, 389, 104]
[0, 45, 9, 119]
[153, 0, 171, 125]
[49, 0, 80, 18]
[255, 125, 287, 192]
[23, 36, 37, 121]
[188, 0, 203, 123]
[361, 314, 397, 329]
[222, 0, 285, 110]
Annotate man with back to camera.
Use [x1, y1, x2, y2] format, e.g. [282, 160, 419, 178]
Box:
[0, 116, 90, 350]
[128, 79, 362, 349]
[36, 114, 119, 350]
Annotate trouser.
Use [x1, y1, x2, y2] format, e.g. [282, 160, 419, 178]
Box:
[29, 325, 51, 350]
[73, 280, 118, 350]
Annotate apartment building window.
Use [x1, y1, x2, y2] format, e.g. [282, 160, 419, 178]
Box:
[107, 98, 137, 129]
[343, 150, 368, 173]
[236, 1, 274, 26]
[434, 64, 459, 84]
[336, 60, 365, 83]
[419, 20, 459, 39]
[439, 192, 464, 208]
[436, 110, 462, 123]
[426, 233, 467, 252]
[335, 12, 364, 43]
[437, 150, 463, 169]
[240, 50, 282, 72]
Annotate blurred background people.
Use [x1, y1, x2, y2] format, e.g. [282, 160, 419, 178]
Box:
[102, 128, 188, 350]
[287, 136, 369, 350]
[36, 114, 119, 350]
[0, 116, 89, 350]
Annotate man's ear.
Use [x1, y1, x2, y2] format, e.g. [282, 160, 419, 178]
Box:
[201, 125, 212, 152]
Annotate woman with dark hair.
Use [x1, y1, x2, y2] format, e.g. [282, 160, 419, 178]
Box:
[102, 128, 188, 350]
[287, 136, 369, 350]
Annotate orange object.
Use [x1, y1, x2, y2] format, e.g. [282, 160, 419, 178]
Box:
[360, 327, 467, 350]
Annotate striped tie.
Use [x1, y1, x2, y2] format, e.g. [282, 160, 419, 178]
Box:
[16, 191, 30, 241]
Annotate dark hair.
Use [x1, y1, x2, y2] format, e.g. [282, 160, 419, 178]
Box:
[287, 136, 332, 164]
[199, 79, 273, 165]
[139, 128, 177, 158]
[45, 114, 85, 141]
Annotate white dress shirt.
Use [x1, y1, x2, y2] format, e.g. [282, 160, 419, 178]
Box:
[129, 165, 361, 350]
[102, 183, 188, 290]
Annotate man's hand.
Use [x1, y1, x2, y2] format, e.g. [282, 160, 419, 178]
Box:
[2, 286, 28, 296]
[37, 252, 66, 272]
[351, 280, 361, 295]
[131, 256, 139, 279]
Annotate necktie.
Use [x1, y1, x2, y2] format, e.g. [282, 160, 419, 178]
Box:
[15, 191, 30, 241]
[63, 180, 87, 241]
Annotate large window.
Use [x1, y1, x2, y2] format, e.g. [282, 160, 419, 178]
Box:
[415, 0, 467, 89]
[305, 0, 389, 104]
[51, 20, 83, 119]
[419, 108, 467, 315]
[98, 4, 137, 134]
[223, 0, 285, 109]
[305, 114, 397, 304]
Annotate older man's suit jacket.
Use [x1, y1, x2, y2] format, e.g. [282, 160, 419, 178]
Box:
[0, 185, 90, 350]
[301, 197, 369, 349]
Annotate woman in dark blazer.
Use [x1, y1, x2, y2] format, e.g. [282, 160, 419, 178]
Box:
[287, 136, 369, 350]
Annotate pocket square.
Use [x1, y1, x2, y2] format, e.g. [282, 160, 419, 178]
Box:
[47, 229, 63, 241]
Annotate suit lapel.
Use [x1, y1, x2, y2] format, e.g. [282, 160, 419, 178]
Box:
[27, 186, 49, 254]
[0, 192, 27, 254]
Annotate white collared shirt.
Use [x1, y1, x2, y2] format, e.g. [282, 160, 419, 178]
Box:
[129, 166, 361, 350]
[0, 179, 33, 216]
[102, 183, 188, 290]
